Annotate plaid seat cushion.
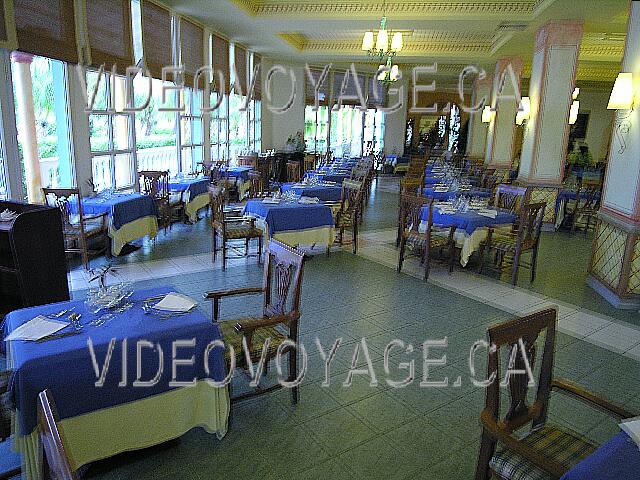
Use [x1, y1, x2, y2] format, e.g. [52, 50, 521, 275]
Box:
[405, 231, 450, 251]
[485, 233, 534, 252]
[218, 319, 287, 363]
[337, 211, 355, 227]
[490, 425, 597, 480]
[224, 223, 262, 239]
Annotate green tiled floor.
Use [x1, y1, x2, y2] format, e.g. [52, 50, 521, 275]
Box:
[61, 252, 640, 479]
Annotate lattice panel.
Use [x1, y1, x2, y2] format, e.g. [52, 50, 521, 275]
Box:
[591, 221, 627, 290]
[628, 237, 640, 295]
[529, 187, 558, 223]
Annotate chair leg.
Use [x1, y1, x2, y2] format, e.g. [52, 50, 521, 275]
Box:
[424, 243, 431, 282]
[474, 430, 496, 480]
[477, 244, 486, 274]
[511, 250, 521, 286]
[222, 240, 227, 271]
[245, 238, 249, 256]
[530, 248, 539, 283]
[448, 242, 456, 274]
[289, 350, 299, 405]
[352, 222, 358, 255]
[257, 235, 263, 264]
[212, 231, 217, 262]
[397, 238, 406, 273]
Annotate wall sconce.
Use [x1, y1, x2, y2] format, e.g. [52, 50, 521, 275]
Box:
[481, 106, 494, 123]
[515, 96, 530, 125]
[568, 100, 579, 125]
[607, 73, 634, 110]
[607, 72, 635, 154]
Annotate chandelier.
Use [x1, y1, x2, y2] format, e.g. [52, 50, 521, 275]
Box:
[362, 2, 402, 85]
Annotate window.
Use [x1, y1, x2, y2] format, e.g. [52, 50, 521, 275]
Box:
[248, 98, 261, 153]
[210, 92, 229, 161]
[87, 70, 135, 192]
[330, 105, 362, 158]
[179, 87, 204, 173]
[228, 93, 248, 162]
[0, 121, 6, 199]
[133, 76, 179, 177]
[364, 109, 385, 155]
[448, 103, 461, 151]
[304, 105, 328, 154]
[11, 55, 74, 193]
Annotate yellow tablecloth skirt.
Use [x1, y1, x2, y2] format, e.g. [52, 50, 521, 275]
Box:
[185, 192, 210, 223]
[109, 216, 159, 256]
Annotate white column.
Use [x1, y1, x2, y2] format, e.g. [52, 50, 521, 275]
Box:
[466, 74, 492, 158]
[485, 57, 523, 169]
[12, 52, 43, 203]
[588, 2, 640, 308]
[0, 49, 22, 200]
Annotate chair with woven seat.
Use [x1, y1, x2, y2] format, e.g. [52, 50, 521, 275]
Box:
[248, 171, 270, 198]
[38, 390, 78, 480]
[43, 188, 109, 271]
[209, 185, 262, 270]
[0, 370, 20, 480]
[204, 240, 305, 404]
[139, 170, 184, 233]
[397, 194, 457, 281]
[477, 202, 545, 285]
[475, 308, 636, 480]
[569, 180, 601, 235]
[335, 179, 364, 254]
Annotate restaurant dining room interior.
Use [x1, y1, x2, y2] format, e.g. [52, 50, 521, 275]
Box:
[2, 0, 640, 479]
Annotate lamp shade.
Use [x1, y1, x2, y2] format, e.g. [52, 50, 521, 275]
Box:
[375, 29, 388, 51]
[377, 64, 385, 80]
[607, 72, 634, 110]
[391, 32, 403, 52]
[569, 100, 579, 124]
[391, 65, 399, 80]
[362, 31, 374, 51]
[482, 106, 493, 123]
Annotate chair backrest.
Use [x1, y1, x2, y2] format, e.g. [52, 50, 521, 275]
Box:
[262, 240, 305, 319]
[400, 176, 424, 194]
[516, 202, 546, 249]
[286, 162, 301, 182]
[494, 184, 528, 212]
[399, 193, 429, 234]
[42, 188, 83, 232]
[248, 171, 265, 198]
[237, 153, 258, 168]
[483, 308, 558, 434]
[195, 161, 212, 177]
[576, 179, 602, 210]
[208, 185, 225, 228]
[38, 390, 77, 480]
[341, 179, 363, 214]
[139, 171, 169, 200]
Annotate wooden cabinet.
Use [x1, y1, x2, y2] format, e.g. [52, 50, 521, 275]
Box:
[0, 201, 69, 316]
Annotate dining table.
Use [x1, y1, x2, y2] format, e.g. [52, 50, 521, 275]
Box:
[79, 192, 158, 256]
[561, 431, 640, 479]
[169, 175, 211, 222]
[3, 285, 229, 480]
[243, 198, 335, 247]
[420, 206, 518, 266]
[220, 166, 253, 199]
[554, 188, 601, 229]
[280, 182, 343, 202]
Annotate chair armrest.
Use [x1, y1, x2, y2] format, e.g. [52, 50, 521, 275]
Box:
[480, 410, 567, 478]
[204, 287, 264, 300]
[552, 378, 637, 419]
[234, 313, 300, 334]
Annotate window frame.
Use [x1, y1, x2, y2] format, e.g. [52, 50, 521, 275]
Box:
[179, 86, 204, 174]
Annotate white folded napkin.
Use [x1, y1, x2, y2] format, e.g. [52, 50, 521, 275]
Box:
[0, 209, 18, 221]
[299, 196, 320, 204]
[262, 198, 281, 204]
[5, 316, 67, 341]
[620, 416, 640, 449]
[478, 209, 498, 219]
[153, 293, 197, 312]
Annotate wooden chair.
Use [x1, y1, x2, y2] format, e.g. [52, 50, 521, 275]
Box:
[0, 370, 20, 480]
[478, 202, 546, 285]
[43, 188, 109, 270]
[204, 240, 305, 405]
[209, 185, 262, 270]
[237, 153, 258, 168]
[493, 185, 528, 213]
[286, 161, 301, 182]
[335, 180, 364, 254]
[138, 170, 184, 232]
[303, 154, 316, 173]
[38, 390, 78, 480]
[475, 308, 636, 480]
[397, 194, 457, 281]
[569, 180, 601, 235]
[248, 171, 269, 198]
[195, 160, 212, 177]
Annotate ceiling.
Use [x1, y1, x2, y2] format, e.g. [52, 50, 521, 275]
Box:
[160, 0, 629, 87]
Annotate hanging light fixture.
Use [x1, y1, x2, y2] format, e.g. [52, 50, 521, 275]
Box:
[377, 57, 400, 87]
[362, 1, 402, 62]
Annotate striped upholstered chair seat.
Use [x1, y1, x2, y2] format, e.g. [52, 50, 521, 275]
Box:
[489, 425, 596, 480]
[405, 230, 451, 251]
[223, 222, 263, 239]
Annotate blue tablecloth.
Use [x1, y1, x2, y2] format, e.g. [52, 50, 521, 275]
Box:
[561, 432, 640, 480]
[423, 208, 517, 235]
[80, 193, 157, 230]
[280, 182, 343, 202]
[422, 187, 491, 201]
[225, 166, 252, 183]
[306, 172, 350, 184]
[169, 176, 210, 198]
[4, 286, 226, 434]
[243, 199, 334, 235]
